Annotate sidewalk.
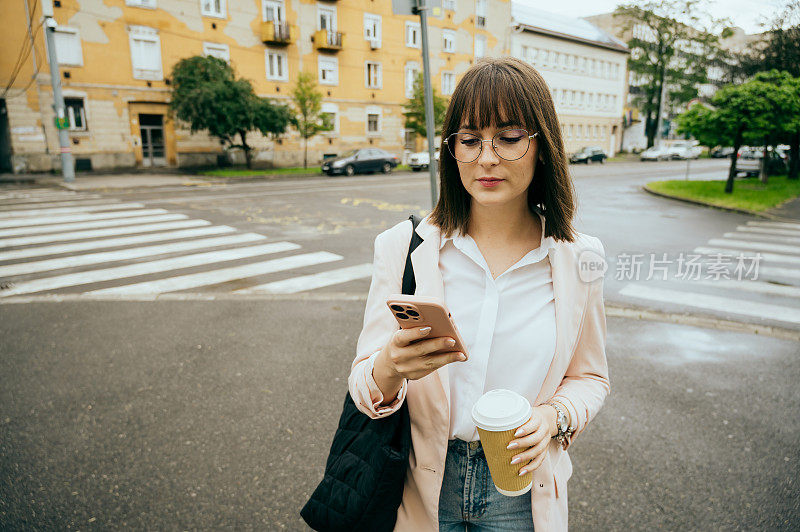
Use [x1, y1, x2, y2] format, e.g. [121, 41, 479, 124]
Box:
[766, 195, 800, 221]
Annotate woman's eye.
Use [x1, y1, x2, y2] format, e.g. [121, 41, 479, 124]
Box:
[498, 136, 523, 144]
[461, 138, 480, 146]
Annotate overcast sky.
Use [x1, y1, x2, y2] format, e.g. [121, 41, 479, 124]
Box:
[550, 0, 783, 33]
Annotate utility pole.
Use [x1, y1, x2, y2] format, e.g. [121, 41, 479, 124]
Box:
[413, 0, 439, 208]
[655, 68, 667, 149]
[41, 0, 74, 182]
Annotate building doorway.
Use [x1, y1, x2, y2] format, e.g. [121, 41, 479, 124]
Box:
[0, 99, 12, 173]
[139, 113, 166, 167]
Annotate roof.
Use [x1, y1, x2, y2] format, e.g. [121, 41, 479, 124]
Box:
[511, 2, 629, 54]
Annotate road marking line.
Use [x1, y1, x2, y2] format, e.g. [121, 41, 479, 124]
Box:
[0, 241, 301, 297]
[89, 251, 342, 295]
[238, 263, 373, 294]
[691, 279, 800, 298]
[0, 225, 238, 261]
[0, 208, 171, 229]
[0, 194, 102, 205]
[694, 247, 800, 265]
[0, 213, 187, 237]
[0, 232, 264, 277]
[0, 202, 145, 219]
[734, 226, 800, 238]
[0, 219, 211, 248]
[618, 284, 800, 325]
[725, 232, 800, 245]
[707, 238, 800, 255]
[746, 221, 800, 231]
[759, 265, 800, 280]
[0, 198, 121, 210]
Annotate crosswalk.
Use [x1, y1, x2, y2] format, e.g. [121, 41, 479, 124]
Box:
[618, 219, 800, 328]
[0, 189, 374, 298]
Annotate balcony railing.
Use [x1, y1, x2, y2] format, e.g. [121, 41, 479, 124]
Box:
[261, 21, 296, 45]
[313, 29, 344, 51]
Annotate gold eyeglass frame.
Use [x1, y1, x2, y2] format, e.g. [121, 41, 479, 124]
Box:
[443, 128, 539, 163]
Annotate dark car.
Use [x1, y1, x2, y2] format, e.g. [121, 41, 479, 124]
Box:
[569, 146, 607, 164]
[710, 146, 734, 158]
[321, 148, 400, 176]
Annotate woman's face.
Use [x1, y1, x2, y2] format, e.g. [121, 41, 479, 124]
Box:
[454, 121, 539, 209]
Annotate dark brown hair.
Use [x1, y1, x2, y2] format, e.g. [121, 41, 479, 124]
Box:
[429, 56, 577, 242]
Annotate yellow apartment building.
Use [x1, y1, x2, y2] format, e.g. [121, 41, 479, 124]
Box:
[0, 0, 513, 173]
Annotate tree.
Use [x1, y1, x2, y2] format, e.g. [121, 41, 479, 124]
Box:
[676, 72, 794, 192]
[169, 56, 293, 169]
[735, 1, 800, 78]
[402, 72, 448, 140]
[290, 72, 333, 169]
[614, 0, 730, 148]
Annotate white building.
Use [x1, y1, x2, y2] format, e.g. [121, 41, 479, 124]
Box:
[510, 4, 629, 156]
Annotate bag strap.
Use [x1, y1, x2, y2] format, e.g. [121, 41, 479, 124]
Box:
[402, 214, 423, 296]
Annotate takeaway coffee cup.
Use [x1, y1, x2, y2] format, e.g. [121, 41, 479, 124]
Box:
[472, 389, 533, 496]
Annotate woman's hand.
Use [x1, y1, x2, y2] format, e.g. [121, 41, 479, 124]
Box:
[376, 326, 467, 382]
[506, 405, 558, 476]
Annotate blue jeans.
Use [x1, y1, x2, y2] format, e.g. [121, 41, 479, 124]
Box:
[438, 439, 535, 531]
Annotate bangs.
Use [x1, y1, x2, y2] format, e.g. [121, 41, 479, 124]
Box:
[456, 64, 538, 132]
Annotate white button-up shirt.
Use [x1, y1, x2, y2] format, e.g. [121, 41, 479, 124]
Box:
[439, 208, 557, 441]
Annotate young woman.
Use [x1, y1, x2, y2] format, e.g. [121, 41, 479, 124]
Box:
[349, 57, 610, 531]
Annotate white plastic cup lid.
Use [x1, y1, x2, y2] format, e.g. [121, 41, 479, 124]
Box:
[471, 389, 532, 432]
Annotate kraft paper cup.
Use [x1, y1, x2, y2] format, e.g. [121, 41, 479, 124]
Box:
[472, 389, 533, 496]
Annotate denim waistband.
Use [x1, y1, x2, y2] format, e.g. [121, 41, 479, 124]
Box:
[448, 438, 484, 455]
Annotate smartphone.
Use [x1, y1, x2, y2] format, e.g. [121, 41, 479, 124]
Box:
[385, 294, 469, 359]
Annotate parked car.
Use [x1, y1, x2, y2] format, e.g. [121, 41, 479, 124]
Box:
[640, 146, 672, 161]
[667, 141, 702, 159]
[409, 149, 440, 171]
[736, 148, 787, 177]
[569, 146, 607, 164]
[710, 146, 734, 158]
[321, 148, 400, 176]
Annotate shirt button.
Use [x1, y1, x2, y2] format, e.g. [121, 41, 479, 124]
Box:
[469, 441, 479, 450]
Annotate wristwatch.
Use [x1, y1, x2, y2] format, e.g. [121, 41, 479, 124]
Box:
[544, 400, 574, 449]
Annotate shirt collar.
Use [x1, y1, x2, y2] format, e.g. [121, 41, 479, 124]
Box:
[439, 205, 553, 256]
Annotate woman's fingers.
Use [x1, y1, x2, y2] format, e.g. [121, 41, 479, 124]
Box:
[512, 432, 550, 475]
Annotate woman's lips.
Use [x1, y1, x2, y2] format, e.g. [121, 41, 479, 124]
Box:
[478, 178, 503, 187]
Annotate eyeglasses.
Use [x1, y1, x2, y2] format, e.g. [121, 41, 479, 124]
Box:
[443, 128, 538, 163]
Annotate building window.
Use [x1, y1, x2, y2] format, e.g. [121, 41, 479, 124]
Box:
[568, 124, 573, 139]
[53, 27, 83, 66]
[405, 21, 420, 48]
[405, 62, 420, 98]
[443, 29, 455, 53]
[262, 0, 284, 22]
[475, 0, 486, 28]
[474, 34, 486, 57]
[266, 49, 288, 81]
[443, 0, 456, 10]
[126, 0, 156, 7]
[366, 108, 381, 135]
[200, 0, 225, 18]
[364, 13, 381, 42]
[64, 97, 87, 131]
[320, 102, 339, 135]
[203, 42, 230, 62]
[318, 5, 337, 31]
[442, 71, 455, 95]
[318, 55, 338, 85]
[128, 26, 162, 80]
[365, 61, 382, 89]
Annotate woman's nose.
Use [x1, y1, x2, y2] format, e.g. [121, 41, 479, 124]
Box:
[476, 140, 500, 165]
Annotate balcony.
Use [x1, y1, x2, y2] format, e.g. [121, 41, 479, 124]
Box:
[261, 21, 297, 45]
[313, 29, 344, 52]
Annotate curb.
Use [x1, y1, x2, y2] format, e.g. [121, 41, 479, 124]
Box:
[642, 184, 800, 223]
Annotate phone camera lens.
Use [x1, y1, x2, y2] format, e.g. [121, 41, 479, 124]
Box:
[406, 309, 419, 317]
[390, 305, 404, 312]
[397, 313, 409, 320]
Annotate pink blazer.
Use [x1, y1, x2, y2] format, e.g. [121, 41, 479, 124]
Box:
[348, 213, 610, 531]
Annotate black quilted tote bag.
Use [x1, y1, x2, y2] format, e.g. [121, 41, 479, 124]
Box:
[300, 214, 423, 531]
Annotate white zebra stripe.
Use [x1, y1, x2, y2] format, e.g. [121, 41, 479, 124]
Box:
[0, 213, 187, 237]
[0, 225, 238, 261]
[734, 226, 800, 238]
[0, 232, 265, 277]
[238, 263, 373, 294]
[0, 219, 210, 248]
[0, 241, 301, 297]
[619, 284, 800, 325]
[0, 194, 102, 205]
[691, 279, 800, 299]
[0, 208, 171, 229]
[694, 247, 800, 265]
[89, 251, 343, 295]
[707, 239, 800, 255]
[0, 202, 145, 219]
[0, 198, 121, 210]
[725, 232, 800, 245]
[746, 221, 800, 231]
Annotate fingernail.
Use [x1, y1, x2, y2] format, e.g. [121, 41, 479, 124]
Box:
[507, 442, 518, 449]
[518, 468, 527, 476]
[420, 327, 431, 335]
[446, 338, 455, 346]
[458, 353, 466, 361]
[510, 456, 521, 464]
[514, 428, 523, 437]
